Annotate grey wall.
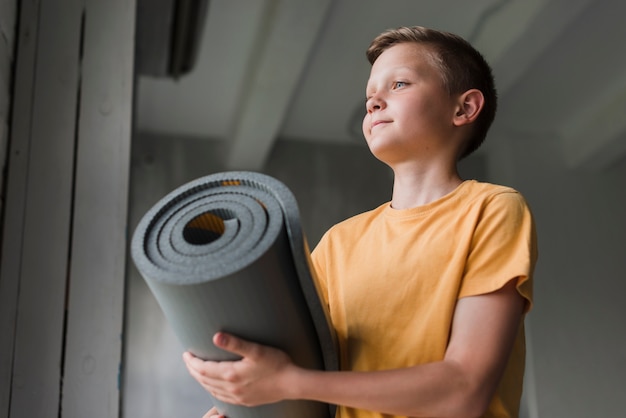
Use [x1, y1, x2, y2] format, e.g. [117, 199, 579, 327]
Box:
[123, 132, 488, 417]
[0, 0, 16, 215]
[487, 134, 626, 417]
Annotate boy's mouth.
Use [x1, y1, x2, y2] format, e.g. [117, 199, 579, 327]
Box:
[371, 120, 390, 129]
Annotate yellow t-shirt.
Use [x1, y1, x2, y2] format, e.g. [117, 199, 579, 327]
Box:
[311, 180, 538, 418]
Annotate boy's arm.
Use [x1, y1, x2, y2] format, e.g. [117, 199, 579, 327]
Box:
[184, 278, 524, 417]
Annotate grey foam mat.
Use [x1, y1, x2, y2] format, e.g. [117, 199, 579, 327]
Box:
[131, 171, 338, 418]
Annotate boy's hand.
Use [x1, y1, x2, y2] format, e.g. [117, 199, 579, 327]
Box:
[183, 332, 298, 407]
[202, 406, 223, 418]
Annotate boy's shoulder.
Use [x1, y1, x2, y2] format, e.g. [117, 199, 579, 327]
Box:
[464, 180, 520, 198]
[466, 180, 527, 201]
[457, 180, 529, 213]
[461, 181, 533, 222]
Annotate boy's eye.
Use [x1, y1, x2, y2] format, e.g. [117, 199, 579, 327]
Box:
[393, 81, 407, 89]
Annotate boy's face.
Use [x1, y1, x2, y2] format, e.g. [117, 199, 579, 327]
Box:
[363, 43, 459, 165]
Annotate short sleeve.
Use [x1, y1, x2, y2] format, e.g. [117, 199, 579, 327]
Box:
[459, 191, 538, 312]
[310, 231, 331, 309]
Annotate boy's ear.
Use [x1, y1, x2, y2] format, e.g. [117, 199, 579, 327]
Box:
[453, 89, 484, 126]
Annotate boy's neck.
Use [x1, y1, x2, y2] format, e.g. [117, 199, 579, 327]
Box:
[389, 162, 463, 209]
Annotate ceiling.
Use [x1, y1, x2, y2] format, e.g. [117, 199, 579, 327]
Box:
[134, 0, 626, 171]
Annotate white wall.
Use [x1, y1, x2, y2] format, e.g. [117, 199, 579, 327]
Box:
[0, 0, 16, 214]
[487, 134, 626, 417]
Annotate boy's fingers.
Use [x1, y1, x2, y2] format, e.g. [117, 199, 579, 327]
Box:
[182, 351, 203, 370]
[202, 406, 223, 418]
[182, 352, 219, 381]
[183, 333, 259, 362]
[213, 332, 259, 358]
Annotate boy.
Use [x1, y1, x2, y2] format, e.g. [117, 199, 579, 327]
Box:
[184, 26, 537, 418]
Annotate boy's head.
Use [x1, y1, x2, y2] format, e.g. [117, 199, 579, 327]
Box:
[366, 26, 497, 159]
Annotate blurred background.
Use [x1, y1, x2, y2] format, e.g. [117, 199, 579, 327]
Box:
[1, 1, 625, 417]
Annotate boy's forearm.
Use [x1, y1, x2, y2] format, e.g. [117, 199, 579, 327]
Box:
[286, 361, 488, 418]
[283, 284, 523, 417]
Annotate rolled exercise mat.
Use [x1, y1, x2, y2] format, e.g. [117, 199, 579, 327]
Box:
[131, 171, 338, 418]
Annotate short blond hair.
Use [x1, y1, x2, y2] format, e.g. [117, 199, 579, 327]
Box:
[367, 26, 497, 159]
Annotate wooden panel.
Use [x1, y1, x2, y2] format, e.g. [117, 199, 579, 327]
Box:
[0, 0, 40, 415]
[2, 0, 83, 417]
[61, 0, 135, 417]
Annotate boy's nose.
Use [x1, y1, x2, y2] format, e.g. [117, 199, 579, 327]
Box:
[366, 95, 385, 113]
